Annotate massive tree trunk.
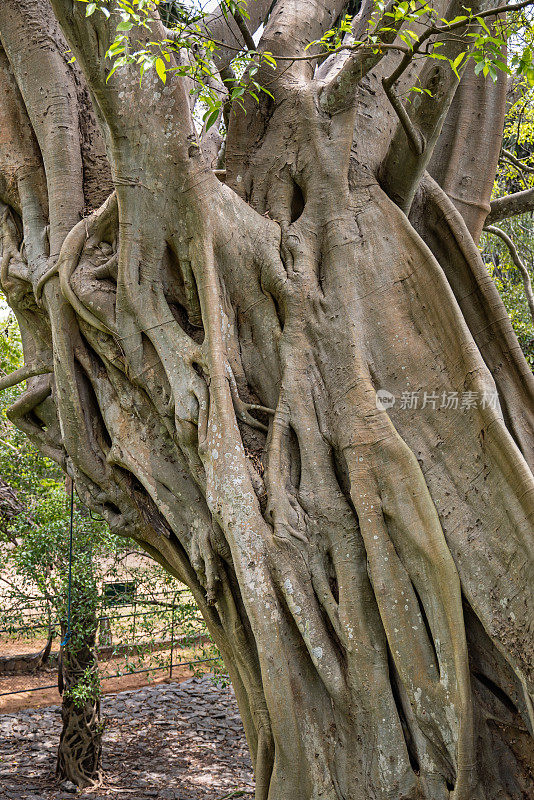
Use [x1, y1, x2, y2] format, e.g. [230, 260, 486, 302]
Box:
[0, 2, 532, 798]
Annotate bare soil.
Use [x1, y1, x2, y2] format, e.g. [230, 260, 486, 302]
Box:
[0, 662, 207, 713]
[0, 637, 215, 713]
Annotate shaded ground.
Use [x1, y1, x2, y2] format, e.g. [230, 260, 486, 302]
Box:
[0, 677, 254, 800]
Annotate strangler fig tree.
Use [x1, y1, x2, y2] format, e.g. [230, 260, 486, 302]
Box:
[0, 0, 533, 797]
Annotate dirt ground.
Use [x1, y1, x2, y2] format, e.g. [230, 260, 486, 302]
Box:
[0, 676, 254, 800]
[0, 661, 208, 713]
[0, 634, 215, 713]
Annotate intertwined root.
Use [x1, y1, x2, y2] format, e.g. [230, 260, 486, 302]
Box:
[3, 157, 533, 796]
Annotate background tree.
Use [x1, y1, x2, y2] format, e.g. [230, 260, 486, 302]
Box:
[0, 2, 533, 799]
[481, 79, 534, 364]
[0, 312, 173, 787]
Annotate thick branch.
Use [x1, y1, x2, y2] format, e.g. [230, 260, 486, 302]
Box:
[202, 0, 272, 58]
[319, 1, 407, 115]
[0, 361, 53, 392]
[484, 224, 534, 325]
[255, 0, 347, 87]
[382, 79, 425, 154]
[230, 7, 256, 51]
[0, 0, 84, 257]
[50, 0, 197, 166]
[428, 62, 507, 242]
[379, 0, 505, 213]
[0, 46, 46, 218]
[486, 187, 534, 224]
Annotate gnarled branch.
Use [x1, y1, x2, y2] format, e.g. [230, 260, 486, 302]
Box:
[0, 361, 53, 392]
[501, 148, 534, 174]
[486, 187, 534, 224]
[484, 224, 534, 325]
[319, 0, 407, 115]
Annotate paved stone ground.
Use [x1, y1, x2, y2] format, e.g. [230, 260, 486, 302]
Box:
[0, 677, 254, 800]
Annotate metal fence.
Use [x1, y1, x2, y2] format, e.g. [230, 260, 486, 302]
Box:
[0, 588, 221, 698]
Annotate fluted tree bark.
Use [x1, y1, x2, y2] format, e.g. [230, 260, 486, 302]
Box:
[0, 1, 533, 799]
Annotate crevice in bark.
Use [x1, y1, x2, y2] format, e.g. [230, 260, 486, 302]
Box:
[324, 548, 340, 604]
[102, 501, 121, 517]
[311, 569, 347, 669]
[473, 671, 520, 716]
[165, 243, 204, 332]
[287, 423, 302, 494]
[412, 583, 440, 675]
[168, 299, 205, 344]
[270, 291, 285, 329]
[74, 355, 113, 453]
[388, 648, 421, 776]
[331, 447, 355, 512]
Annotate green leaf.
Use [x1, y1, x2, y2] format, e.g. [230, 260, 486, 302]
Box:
[155, 57, 166, 84]
[452, 52, 465, 71]
[116, 20, 133, 31]
[106, 35, 127, 55]
[204, 107, 220, 131]
[86, 2, 97, 16]
[139, 60, 151, 83]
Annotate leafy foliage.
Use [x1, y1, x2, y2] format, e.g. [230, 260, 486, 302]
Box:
[313, 0, 534, 87]
[480, 83, 534, 367]
[75, 0, 275, 130]
[72, 0, 534, 131]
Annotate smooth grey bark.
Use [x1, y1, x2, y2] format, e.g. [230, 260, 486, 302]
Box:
[428, 61, 508, 243]
[486, 186, 534, 224]
[0, 2, 533, 799]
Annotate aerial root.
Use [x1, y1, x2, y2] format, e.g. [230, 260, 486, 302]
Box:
[6, 375, 66, 466]
[310, 550, 343, 641]
[265, 397, 309, 543]
[226, 364, 274, 433]
[0, 204, 24, 291]
[343, 434, 473, 790]
[35, 192, 118, 335]
[191, 525, 222, 605]
[254, 720, 274, 800]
